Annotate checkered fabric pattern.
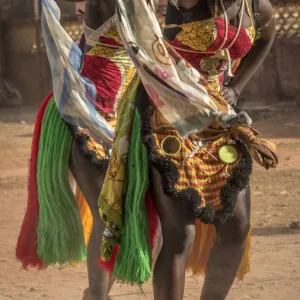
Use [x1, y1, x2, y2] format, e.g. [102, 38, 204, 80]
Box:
[153, 130, 241, 211]
[79, 125, 240, 211]
[79, 118, 117, 160]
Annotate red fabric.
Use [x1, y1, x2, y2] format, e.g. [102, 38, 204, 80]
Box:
[99, 190, 159, 275]
[98, 36, 122, 47]
[211, 18, 253, 59]
[80, 55, 122, 115]
[99, 245, 119, 275]
[170, 18, 253, 85]
[16, 92, 53, 269]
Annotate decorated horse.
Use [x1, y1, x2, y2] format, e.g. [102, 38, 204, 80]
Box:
[16, 0, 278, 299]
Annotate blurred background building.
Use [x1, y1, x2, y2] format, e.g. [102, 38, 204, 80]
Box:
[0, 0, 299, 109]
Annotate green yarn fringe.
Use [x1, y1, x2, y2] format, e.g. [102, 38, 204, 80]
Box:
[113, 108, 152, 285]
[37, 98, 87, 265]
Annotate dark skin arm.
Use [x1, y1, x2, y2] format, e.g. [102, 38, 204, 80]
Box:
[61, 0, 115, 29]
[222, 0, 275, 104]
[74, 0, 159, 30]
[84, 0, 115, 29]
[73, 0, 159, 49]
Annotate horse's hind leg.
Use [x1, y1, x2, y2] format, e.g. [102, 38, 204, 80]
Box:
[70, 141, 114, 300]
[200, 186, 251, 300]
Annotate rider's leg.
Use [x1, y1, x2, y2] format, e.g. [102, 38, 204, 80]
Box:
[200, 186, 251, 300]
[70, 141, 114, 300]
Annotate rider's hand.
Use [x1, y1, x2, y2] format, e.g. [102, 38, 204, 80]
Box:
[221, 87, 238, 105]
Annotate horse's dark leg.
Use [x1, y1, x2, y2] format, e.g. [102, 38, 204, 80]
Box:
[70, 141, 114, 300]
[149, 166, 196, 300]
[200, 186, 251, 300]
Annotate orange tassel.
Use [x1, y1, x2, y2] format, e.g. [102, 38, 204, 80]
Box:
[75, 186, 93, 246]
[187, 221, 251, 280]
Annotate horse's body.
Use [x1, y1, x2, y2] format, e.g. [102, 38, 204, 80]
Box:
[67, 0, 275, 299]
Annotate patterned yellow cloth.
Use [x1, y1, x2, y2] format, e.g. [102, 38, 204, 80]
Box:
[98, 78, 140, 261]
[78, 118, 117, 161]
[176, 19, 217, 51]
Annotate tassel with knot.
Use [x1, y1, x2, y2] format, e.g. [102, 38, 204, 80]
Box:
[229, 126, 278, 170]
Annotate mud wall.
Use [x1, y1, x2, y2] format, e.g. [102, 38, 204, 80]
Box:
[240, 37, 300, 107]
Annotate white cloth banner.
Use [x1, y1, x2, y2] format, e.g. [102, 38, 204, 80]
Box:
[41, 0, 114, 147]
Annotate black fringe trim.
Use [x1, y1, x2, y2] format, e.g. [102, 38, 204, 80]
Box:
[136, 83, 252, 224]
[68, 125, 109, 172]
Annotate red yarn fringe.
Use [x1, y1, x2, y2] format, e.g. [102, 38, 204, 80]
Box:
[99, 245, 119, 275]
[99, 190, 159, 275]
[146, 190, 159, 251]
[16, 93, 53, 269]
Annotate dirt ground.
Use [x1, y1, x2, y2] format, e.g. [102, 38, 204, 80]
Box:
[0, 104, 300, 300]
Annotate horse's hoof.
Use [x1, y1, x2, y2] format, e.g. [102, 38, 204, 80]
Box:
[82, 287, 112, 300]
[82, 288, 90, 300]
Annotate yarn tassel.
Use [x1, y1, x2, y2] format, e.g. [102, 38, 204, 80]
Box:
[186, 221, 251, 280]
[36, 98, 87, 265]
[237, 229, 251, 281]
[16, 92, 53, 269]
[99, 190, 158, 276]
[99, 245, 119, 275]
[145, 190, 159, 251]
[186, 221, 217, 275]
[75, 185, 93, 246]
[112, 109, 152, 284]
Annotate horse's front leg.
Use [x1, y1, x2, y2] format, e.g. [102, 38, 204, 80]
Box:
[149, 166, 196, 300]
[70, 141, 114, 300]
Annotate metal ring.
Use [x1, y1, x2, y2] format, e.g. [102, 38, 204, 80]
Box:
[161, 135, 182, 156]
